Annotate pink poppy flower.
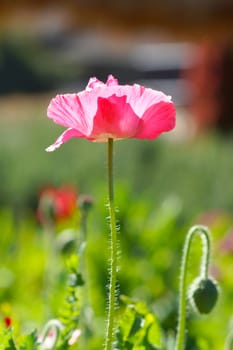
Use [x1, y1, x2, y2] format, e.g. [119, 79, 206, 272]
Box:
[46, 75, 176, 151]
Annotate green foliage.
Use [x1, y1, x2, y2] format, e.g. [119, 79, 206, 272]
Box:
[0, 183, 232, 349]
[18, 330, 38, 350]
[0, 329, 38, 350]
[0, 329, 17, 350]
[0, 111, 233, 348]
[0, 108, 233, 220]
[57, 254, 83, 348]
[116, 296, 162, 350]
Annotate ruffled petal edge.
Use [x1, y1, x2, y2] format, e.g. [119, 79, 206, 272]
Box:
[46, 128, 85, 152]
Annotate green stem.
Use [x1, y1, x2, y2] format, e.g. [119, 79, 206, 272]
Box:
[225, 327, 233, 350]
[105, 138, 118, 350]
[175, 225, 211, 350]
[40, 319, 62, 349]
[78, 210, 88, 349]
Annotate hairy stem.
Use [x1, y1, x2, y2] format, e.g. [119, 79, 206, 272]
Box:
[105, 138, 118, 350]
[225, 327, 233, 350]
[40, 319, 62, 350]
[175, 225, 211, 350]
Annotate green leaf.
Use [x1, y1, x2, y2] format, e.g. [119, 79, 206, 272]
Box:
[66, 254, 79, 273]
[116, 297, 162, 350]
[128, 313, 144, 338]
[19, 330, 38, 350]
[5, 338, 17, 350]
[67, 272, 84, 287]
[119, 306, 137, 341]
[147, 317, 162, 347]
[0, 329, 17, 350]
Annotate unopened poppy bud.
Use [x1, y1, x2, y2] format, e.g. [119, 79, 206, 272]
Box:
[78, 195, 94, 213]
[189, 277, 219, 314]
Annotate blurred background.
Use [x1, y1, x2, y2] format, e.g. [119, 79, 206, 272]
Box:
[0, 2, 233, 348]
[0, 0, 233, 212]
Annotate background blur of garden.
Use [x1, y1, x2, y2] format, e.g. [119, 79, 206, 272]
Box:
[0, 1, 233, 349]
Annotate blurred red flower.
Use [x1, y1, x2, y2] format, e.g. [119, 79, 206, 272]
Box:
[37, 185, 78, 224]
[4, 316, 12, 328]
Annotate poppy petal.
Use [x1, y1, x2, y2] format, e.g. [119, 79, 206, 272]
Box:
[136, 101, 176, 139]
[47, 94, 93, 135]
[46, 128, 84, 152]
[90, 95, 140, 141]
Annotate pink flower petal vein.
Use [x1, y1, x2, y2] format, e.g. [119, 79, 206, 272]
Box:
[46, 75, 176, 151]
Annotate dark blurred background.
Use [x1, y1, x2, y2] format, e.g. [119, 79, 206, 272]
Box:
[1, 1, 233, 124]
[1, 1, 233, 130]
[0, 1, 233, 213]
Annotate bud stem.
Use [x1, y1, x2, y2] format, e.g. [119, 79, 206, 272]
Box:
[175, 225, 211, 350]
[40, 319, 63, 349]
[225, 326, 233, 350]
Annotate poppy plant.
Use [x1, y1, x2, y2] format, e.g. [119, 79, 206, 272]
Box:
[46, 75, 175, 151]
[46, 75, 176, 350]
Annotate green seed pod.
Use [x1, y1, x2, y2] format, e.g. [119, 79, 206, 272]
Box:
[189, 277, 219, 314]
